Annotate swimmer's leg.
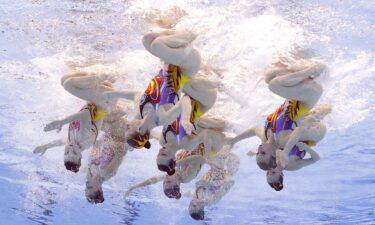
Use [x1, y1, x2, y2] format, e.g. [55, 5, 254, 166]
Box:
[62, 72, 112, 89]
[196, 115, 227, 130]
[61, 73, 112, 104]
[63, 73, 136, 108]
[306, 103, 332, 121]
[283, 122, 327, 158]
[183, 79, 218, 108]
[268, 63, 325, 108]
[99, 145, 127, 181]
[147, 30, 197, 66]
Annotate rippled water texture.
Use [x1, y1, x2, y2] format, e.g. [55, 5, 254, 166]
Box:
[0, 0, 374, 224]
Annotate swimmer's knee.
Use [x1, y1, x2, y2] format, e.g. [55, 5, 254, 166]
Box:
[61, 75, 71, 86]
[61, 78, 73, 91]
[268, 78, 282, 93]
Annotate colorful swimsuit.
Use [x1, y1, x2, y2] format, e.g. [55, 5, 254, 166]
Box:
[265, 99, 311, 137]
[288, 145, 306, 159]
[68, 103, 108, 146]
[162, 96, 204, 144]
[139, 64, 191, 120]
[265, 100, 315, 159]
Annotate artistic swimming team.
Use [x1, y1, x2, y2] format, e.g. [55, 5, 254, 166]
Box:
[33, 11, 331, 221]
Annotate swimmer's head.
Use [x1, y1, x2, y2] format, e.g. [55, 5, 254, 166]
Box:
[189, 199, 205, 220]
[267, 168, 284, 191]
[64, 143, 82, 173]
[163, 174, 181, 199]
[126, 130, 151, 149]
[85, 176, 104, 204]
[156, 146, 176, 175]
[256, 143, 277, 171]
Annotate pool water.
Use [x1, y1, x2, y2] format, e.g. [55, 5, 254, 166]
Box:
[0, 0, 374, 224]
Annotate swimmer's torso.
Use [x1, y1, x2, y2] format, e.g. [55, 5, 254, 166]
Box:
[175, 144, 205, 182]
[68, 103, 108, 149]
[139, 64, 191, 119]
[90, 134, 127, 179]
[195, 152, 239, 205]
[265, 99, 311, 148]
[196, 168, 234, 206]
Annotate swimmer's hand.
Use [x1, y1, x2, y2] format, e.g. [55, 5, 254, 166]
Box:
[44, 120, 62, 132]
[276, 149, 288, 169]
[33, 145, 48, 155]
[181, 119, 194, 136]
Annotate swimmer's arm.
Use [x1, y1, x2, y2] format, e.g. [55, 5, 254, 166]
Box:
[230, 127, 264, 146]
[44, 110, 90, 132]
[286, 143, 320, 170]
[157, 100, 183, 126]
[180, 95, 194, 135]
[124, 174, 165, 197]
[33, 139, 66, 155]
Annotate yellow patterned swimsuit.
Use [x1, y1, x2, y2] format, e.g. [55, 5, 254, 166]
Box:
[68, 103, 108, 145]
[139, 64, 191, 119]
[265, 99, 315, 159]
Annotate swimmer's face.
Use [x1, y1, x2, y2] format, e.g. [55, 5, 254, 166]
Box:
[157, 147, 176, 175]
[163, 175, 181, 199]
[189, 199, 205, 220]
[256, 143, 277, 171]
[267, 169, 284, 191]
[64, 144, 82, 173]
[85, 180, 104, 204]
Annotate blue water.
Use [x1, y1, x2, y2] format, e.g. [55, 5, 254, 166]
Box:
[0, 0, 374, 224]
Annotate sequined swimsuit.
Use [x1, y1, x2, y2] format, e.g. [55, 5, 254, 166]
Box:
[265, 100, 313, 159]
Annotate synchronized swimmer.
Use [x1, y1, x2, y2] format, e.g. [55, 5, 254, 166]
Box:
[33, 8, 331, 221]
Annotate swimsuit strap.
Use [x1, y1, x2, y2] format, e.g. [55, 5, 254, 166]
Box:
[163, 117, 180, 143]
[140, 71, 164, 118]
[84, 103, 100, 143]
